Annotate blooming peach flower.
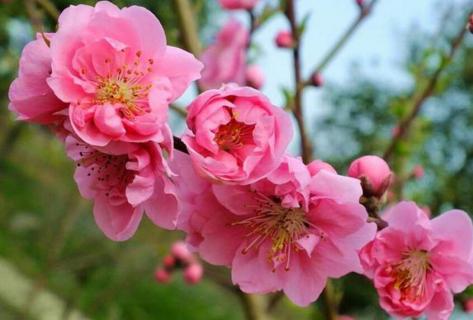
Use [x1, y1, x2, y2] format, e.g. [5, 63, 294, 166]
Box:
[65, 135, 178, 240]
[182, 84, 292, 185]
[360, 202, 473, 319]
[199, 20, 248, 89]
[174, 153, 376, 306]
[348, 155, 392, 197]
[48, 1, 202, 146]
[219, 0, 258, 10]
[9, 34, 67, 124]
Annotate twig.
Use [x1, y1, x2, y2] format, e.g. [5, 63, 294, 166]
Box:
[35, 0, 59, 20]
[303, 0, 381, 87]
[24, 0, 44, 32]
[237, 292, 269, 320]
[382, 18, 469, 162]
[170, 104, 187, 118]
[285, 0, 313, 163]
[320, 280, 337, 320]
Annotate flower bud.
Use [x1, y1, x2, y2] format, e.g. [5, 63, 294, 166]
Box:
[155, 268, 171, 283]
[412, 165, 424, 179]
[183, 263, 203, 284]
[163, 255, 176, 268]
[171, 241, 194, 263]
[463, 298, 473, 313]
[469, 15, 473, 34]
[348, 155, 392, 197]
[245, 65, 264, 89]
[275, 30, 294, 48]
[310, 72, 324, 87]
[307, 160, 336, 177]
[355, 0, 364, 8]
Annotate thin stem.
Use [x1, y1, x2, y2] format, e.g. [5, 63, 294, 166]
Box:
[304, 0, 380, 86]
[35, 0, 59, 20]
[320, 280, 338, 320]
[173, 0, 204, 94]
[238, 292, 269, 320]
[285, 0, 313, 163]
[382, 18, 469, 162]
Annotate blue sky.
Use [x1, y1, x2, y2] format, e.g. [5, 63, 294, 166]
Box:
[176, 0, 467, 139]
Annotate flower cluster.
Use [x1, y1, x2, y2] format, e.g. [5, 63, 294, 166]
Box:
[9, 1, 203, 241]
[8, 1, 473, 317]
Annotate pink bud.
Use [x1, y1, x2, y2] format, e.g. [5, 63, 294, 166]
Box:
[310, 72, 324, 87]
[348, 155, 392, 197]
[463, 298, 473, 313]
[391, 125, 400, 138]
[469, 15, 473, 34]
[163, 255, 176, 268]
[355, 0, 364, 7]
[307, 160, 336, 177]
[155, 268, 171, 283]
[275, 30, 294, 48]
[245, 65, 264, 89]
[412, 165, 424, 179]
[171, 241, 194, 263]
[183, 263, 203, 284]
[219, 0, 258, 10]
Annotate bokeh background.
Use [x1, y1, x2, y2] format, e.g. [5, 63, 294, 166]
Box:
[1, 0, 473, 319]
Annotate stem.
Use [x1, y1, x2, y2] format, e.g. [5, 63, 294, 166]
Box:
[304, 0, 380, 86]
[238, 292, 269, 320]
[382, 19, 469, 162]
[321, 280, 338, 320]
[35, 0, 59, 20]
[285, 0, 313, 163]
[173, 0, 204, 94]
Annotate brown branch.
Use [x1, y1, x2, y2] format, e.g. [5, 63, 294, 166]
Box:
[237, 292, 269, 320]
[35, 0, 59, 20]
[382, 19, 469, 162]
[285, 0, 313, 163]
[173, 0, 204, 94]
[304, 0, 380, 86]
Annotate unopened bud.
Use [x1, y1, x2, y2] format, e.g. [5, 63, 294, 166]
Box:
[183, 263, 203, 284]
[275, 30, 294, 48]
[348, 155, 392, 197]
[310, 72, 323, 87]
[462, 298, 473, 313]
[163, 255, 176, 268]
[171, 241, 193, 263]
[155, 268, 171, 283]
[245, 65, 264, 89]
[469, 15, 473, 34]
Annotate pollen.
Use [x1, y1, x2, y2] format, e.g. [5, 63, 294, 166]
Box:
[392, 249, 431, 300]
[214, 118, 255, 151]
[232, 194, 314, 271]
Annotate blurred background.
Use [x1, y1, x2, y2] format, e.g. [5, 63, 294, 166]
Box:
[1, 0, 473, 319]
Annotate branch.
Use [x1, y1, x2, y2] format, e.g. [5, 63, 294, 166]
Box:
[285, 0, 313, 163]
[237, 292, 269, 320]
[35, 0, 59, 20]
[304, 0, 381, 86]
[382, 18, 469, 162]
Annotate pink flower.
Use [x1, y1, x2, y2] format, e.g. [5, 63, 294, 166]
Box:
[175, 154, 376, 306]
[275, 30, 294, 48]
[360, 201, 473, 319]
[184, 263, 204, 284]
[48, 1, 202, 146]
[219, 0, 258, 10]
[348, 155, 392, 197]
[199, 20, 248, 89]
[307, 159, 336, 177]
[182, 84, 293, 185]
[65, 135, 178, 241]
[245, 65, 264, 89]
[9, 34, 67, 124]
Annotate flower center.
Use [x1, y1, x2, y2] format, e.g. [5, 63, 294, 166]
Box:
[214, 118, 255, 151]
[85, 50, 154, 119]
[393, 249, 431, 300]
[233, 193, 313, 271]
[76, 145, 133, 197]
